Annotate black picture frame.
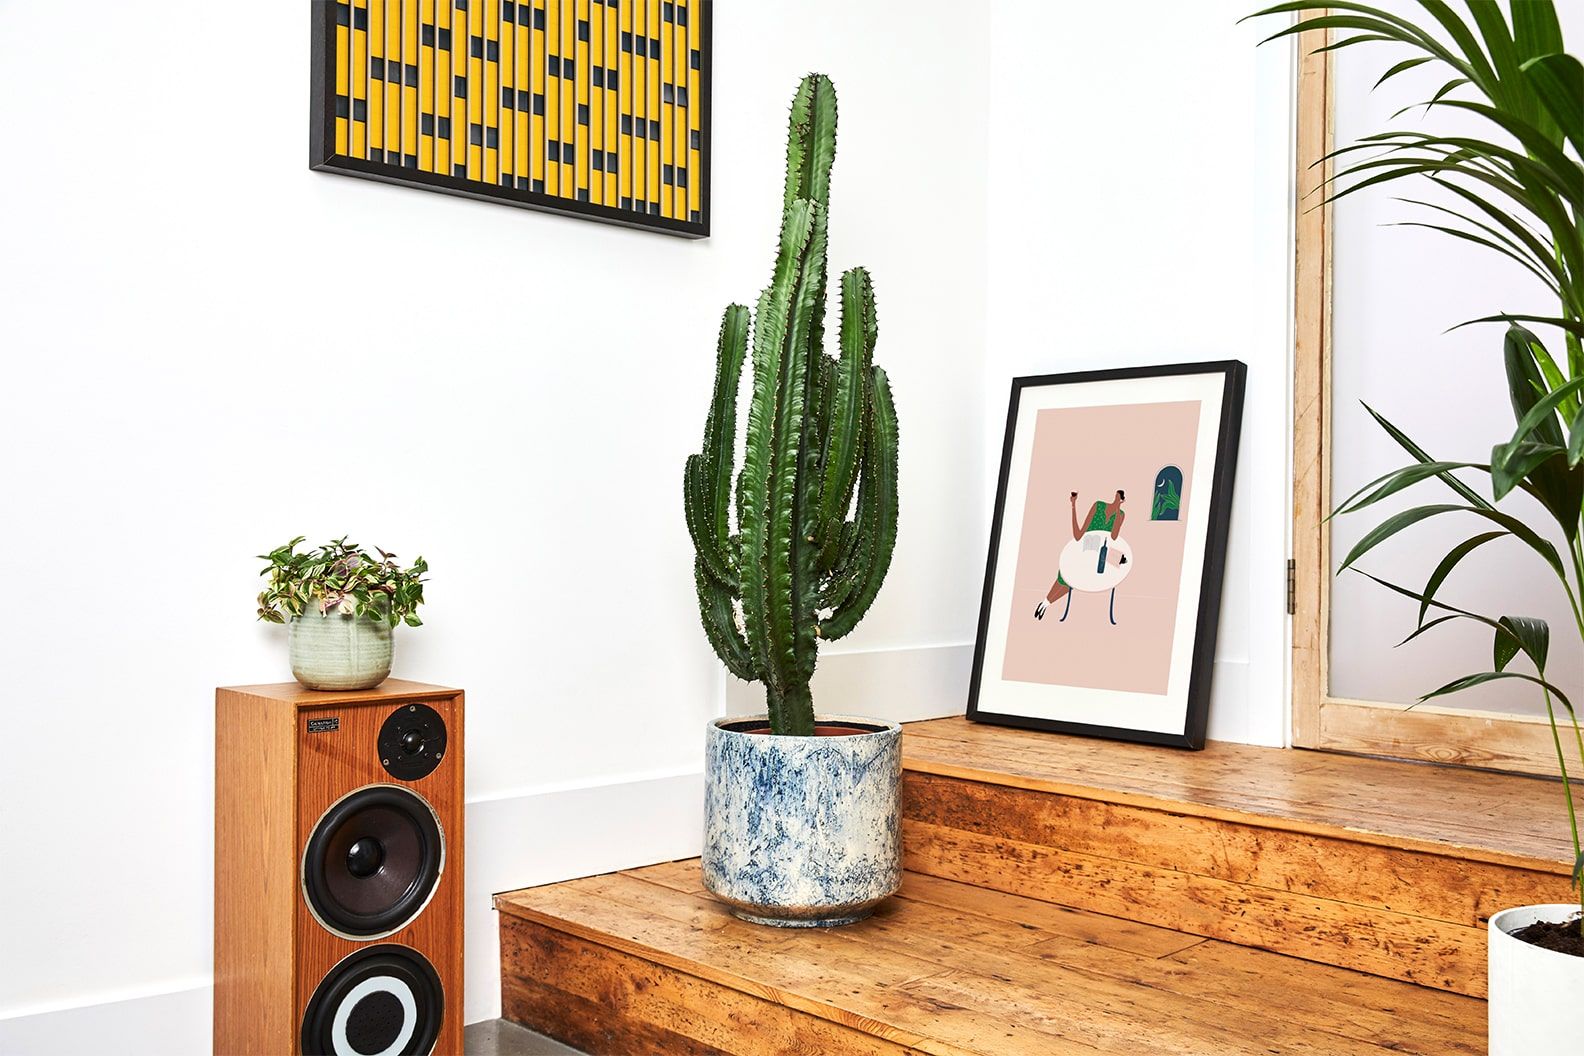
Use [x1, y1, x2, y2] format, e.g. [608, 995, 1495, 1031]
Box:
[966, 360, 1247, 749]
[309, 0, 712, 238]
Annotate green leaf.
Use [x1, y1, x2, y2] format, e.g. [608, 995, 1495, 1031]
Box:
[1500, 326, 1584, 538]
[1416, 531, 1506, 627]
[1521, 53, 1584, 158]
[1340, 501, 1564, 578]
[1312, 33, 1396, 54]
[1490, 440, 1570, 499]
[1332, 460, 1485, 516]
[1421, 670, 1572, 715]
[1245, 4, 1473, 80]
[1396, 612, 1462, 647]
[1356, 570, 1496, 627]
[1493, 625, 1520, 673]
[1496, 615, 1550, 674]
[1360, 403, 1493, 510]
[1456, 314, 1584, 340]
[1388, 219, 1561, 298]
[1373, 55, 1432, 90]
[1338, 504, 1461, 571]
[1568, 405, 1584, 467]
[1511, 2, 1563, 62]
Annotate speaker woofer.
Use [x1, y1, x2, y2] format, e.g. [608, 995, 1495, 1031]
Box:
[302, 785, 444, 939]
[301, 943, 444, 1056]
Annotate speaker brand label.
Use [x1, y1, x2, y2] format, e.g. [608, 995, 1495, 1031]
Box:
[306, 717, 341, 733]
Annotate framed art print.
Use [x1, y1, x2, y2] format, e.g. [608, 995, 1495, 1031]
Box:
[967, 361, 1246, 749]
[310, 0, 712, 238]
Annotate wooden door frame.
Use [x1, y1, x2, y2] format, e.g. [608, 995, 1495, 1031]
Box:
[1289, 23, 1561, 777]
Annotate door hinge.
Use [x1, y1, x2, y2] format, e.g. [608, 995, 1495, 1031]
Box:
[1286, 559, 1296, 616]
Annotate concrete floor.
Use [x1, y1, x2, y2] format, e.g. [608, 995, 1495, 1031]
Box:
[465, 1018, 586, 1055]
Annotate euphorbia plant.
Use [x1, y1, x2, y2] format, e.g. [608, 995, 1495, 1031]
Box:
[683, 74, 900, 737]
[256, 536, 428, 627]
[1251, 0, 1583, 933]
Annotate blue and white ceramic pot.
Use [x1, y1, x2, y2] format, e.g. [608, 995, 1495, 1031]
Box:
[702, 714, 902, 927]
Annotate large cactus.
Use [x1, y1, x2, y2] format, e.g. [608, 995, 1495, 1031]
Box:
[684, 74, 899, 737]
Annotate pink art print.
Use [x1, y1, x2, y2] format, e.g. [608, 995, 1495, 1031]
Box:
[999, 400, 1202, 696]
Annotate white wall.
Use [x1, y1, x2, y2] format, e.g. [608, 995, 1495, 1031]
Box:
[1, 1, 1302, 1044]
[985, 1, 1296, 747]
[0, 0, 987, 1042]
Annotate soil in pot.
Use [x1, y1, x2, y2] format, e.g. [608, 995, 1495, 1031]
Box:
[1511, 915, 1584, 957]
[739, 722, 881, 737]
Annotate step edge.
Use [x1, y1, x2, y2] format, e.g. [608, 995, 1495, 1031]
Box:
[494, 899, 977, 1056]
[900, 820, 1491, 998]
[902, 761, 1573, 875]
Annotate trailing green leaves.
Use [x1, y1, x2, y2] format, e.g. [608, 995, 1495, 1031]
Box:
[256, 537, 427, 628]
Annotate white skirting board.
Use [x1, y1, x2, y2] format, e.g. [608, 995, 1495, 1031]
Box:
[0, 982, 212, 1056]
[0, 769, 705, 1053]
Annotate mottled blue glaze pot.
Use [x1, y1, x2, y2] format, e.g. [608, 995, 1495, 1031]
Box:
[702, 714, 902, 927]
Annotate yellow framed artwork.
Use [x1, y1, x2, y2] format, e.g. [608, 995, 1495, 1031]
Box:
[310, 0, 711, 237]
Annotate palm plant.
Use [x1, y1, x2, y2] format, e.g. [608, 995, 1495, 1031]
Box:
[1249, 1, 1583, 928]
[1153, 478, 1182, 520]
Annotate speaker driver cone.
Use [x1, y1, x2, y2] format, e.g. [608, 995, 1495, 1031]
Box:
[301, 944, 443, 1056]
[303, 785, 444, 939]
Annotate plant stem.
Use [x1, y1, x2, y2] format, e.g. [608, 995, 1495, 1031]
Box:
[1541, 683, 1584, 933]
[767, 681, 816, 737]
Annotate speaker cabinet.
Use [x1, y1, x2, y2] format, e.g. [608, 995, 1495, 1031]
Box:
[214, 680, 464, 1056]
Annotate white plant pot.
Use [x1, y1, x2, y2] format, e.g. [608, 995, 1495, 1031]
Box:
[287, 609, 393, 691]
[1488, 903, 1584, 1055]
[702, 714, 901, 927]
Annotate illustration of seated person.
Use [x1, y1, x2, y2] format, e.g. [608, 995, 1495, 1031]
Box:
[1033, 489, 1133, 624]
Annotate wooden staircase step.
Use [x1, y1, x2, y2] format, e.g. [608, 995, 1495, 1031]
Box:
[496, 862, 1486, 1055]
[901, 717, 1575, 997]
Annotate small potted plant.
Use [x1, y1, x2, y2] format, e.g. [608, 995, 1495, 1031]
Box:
[256, 536, 428, 691]
[683, 73, 902, 927]
[1252, 4, 1582, 1051]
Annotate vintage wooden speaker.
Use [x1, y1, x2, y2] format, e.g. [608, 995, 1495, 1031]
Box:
[214, 680, 464, 1056]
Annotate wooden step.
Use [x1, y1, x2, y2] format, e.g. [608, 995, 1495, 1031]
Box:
[496, 860, 1487, 1055]
[901, 716, 1576, 998]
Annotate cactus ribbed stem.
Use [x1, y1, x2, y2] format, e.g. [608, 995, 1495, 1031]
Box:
[683, 74, 900, 736]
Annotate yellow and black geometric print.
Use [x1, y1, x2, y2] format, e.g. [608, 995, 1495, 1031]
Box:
[311, 0, 710, 238]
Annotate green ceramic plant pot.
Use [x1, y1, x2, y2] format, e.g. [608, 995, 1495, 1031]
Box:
[288, 608, 393, 691]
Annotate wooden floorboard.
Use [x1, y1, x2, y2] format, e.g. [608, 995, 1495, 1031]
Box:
[903, 717, 1573, 871]
[497, 862, 1486, 1056]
